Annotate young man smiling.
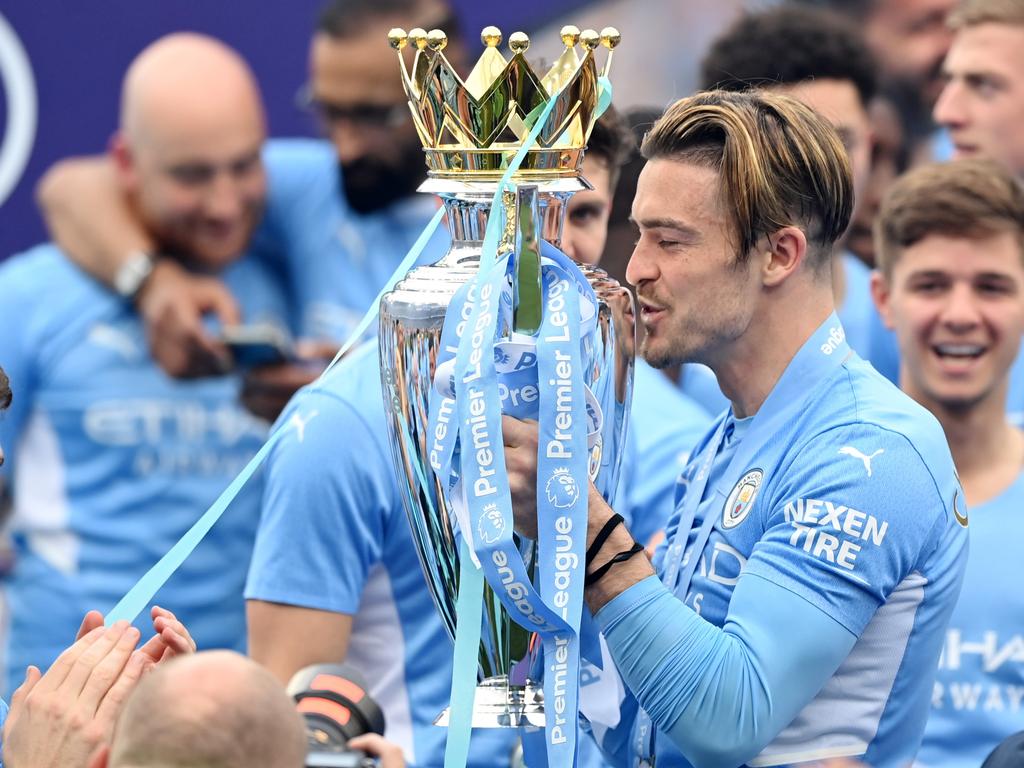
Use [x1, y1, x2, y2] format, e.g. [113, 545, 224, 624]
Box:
[872, 158, 1024, 767]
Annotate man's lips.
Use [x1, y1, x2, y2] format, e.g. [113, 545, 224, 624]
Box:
[637, 300, 666, 322]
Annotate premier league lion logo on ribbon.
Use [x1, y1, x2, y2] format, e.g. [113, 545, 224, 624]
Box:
[545, 467, 580, 510]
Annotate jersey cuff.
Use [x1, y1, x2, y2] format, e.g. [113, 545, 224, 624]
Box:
[243, 582, 361, 616]
[594, 574, 667, 634]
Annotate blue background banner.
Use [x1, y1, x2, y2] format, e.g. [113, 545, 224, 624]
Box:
[0, 0, 585, 261]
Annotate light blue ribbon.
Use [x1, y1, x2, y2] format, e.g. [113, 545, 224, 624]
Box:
[443, 538, 485, 768]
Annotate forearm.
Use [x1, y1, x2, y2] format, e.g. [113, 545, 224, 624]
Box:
[584, 486, 655, 614]
[36, 156, 153, 285]
[596, 574, 856, 767]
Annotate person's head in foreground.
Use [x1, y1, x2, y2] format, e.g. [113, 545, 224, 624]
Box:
[626, 89, 853, 392]
[91, 650, 307, 768]
[872, 158, 1024, 418]
[112, 33, 268, 268]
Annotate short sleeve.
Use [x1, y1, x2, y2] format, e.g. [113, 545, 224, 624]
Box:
[743, 422, 953, 636]
[245, 387, 395, 614]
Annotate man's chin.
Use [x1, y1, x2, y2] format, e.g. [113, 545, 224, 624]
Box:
[639, 339, 678, 370]
[184, 237, 250, 270]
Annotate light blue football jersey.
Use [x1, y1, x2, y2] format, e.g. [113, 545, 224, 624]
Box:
[917, 470, 1024, 768]
[593, 315, 967, 768]
[0, 244, 289, 695]
[244, 343, 515, 768]
[259, 139, 447, 342]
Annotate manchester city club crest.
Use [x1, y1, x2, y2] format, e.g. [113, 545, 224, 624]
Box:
[723, 469, 764, 529]
[953, 488, 968, 528]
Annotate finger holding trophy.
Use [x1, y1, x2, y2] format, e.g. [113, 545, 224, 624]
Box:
[376, 21, 631, 768]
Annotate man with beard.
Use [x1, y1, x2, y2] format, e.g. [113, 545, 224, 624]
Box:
[696, 5, 885, 399]
[504, 89, 967, 768]
[802, 0, 957, 162]
[36, 0, 459, 420]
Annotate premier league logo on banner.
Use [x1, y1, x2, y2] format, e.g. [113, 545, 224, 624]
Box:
[377, 23, 631, 767]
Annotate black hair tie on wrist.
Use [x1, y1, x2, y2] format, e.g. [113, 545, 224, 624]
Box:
[586, 513, 626, 567]
[585, 541, 645, 587]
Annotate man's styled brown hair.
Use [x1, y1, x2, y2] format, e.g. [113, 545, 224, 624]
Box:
[874, 158, 1024, 276]
[641, 89, 853, 270]
[949, 0, 1024, 29]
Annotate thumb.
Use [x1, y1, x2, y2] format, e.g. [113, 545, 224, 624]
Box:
[194, 277, 241, 327]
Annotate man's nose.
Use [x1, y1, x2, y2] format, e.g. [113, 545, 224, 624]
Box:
[329, 121, 374, 167]
[625, 240, 655, 287]
[204, 173, 244, 220]
[933, 81, 966, 128]
[940, 283, 982, 330]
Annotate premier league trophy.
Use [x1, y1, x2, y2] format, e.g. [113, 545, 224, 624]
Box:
[378, 23, 633, 728]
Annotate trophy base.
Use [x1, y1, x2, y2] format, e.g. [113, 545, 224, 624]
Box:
[434, 676, 544, 728]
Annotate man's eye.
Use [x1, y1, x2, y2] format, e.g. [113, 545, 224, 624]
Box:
[231, 155, 261, 178]
[978, 281, 1014, 295]
[170, 166, 213, 185]
[569, 206, 600, 223]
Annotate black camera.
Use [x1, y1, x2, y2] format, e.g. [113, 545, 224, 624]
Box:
[287, 663, 387, 768]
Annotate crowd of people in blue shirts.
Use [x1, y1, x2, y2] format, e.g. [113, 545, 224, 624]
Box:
[1, 0, 1024, 765]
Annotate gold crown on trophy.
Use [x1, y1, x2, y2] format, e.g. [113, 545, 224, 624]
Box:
[387, 24, 620, 180]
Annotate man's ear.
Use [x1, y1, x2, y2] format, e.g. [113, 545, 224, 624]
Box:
[109, 132, 137, 193]
[87, 744, 110, 768]
[870, 269, 896, 330]
[761, 226, 807, 287]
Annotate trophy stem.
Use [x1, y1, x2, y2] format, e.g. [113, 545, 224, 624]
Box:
[433, 676, 545, 729]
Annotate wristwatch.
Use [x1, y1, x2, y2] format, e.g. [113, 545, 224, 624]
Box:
[113, 250, 156, 301]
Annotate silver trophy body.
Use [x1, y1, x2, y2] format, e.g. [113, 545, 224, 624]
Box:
[378, 177, 635, 726]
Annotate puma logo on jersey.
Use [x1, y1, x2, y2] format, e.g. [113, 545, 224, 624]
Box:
[838, 446, 884, 477]
[288, 410, 319, 443]
[88, 323, 141, 361]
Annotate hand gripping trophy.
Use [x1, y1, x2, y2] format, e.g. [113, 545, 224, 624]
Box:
[377, 22, 633, 756]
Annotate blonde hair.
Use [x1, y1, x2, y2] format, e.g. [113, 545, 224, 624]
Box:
[950, 0, 1024, 29]
[641, 89, 853, 269]
[874, 158, 1024, 276]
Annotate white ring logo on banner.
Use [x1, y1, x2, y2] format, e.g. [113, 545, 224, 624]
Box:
[0, 12, 37, 208]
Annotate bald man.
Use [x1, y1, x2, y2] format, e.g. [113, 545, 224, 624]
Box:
[85, 651, 309, 768]
[0, 33, 290, 694]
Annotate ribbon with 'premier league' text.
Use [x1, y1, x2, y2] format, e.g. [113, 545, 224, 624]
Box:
[433, 247, 594, 768]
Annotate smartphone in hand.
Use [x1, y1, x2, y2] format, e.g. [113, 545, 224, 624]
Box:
[222, 324, 295, 369]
